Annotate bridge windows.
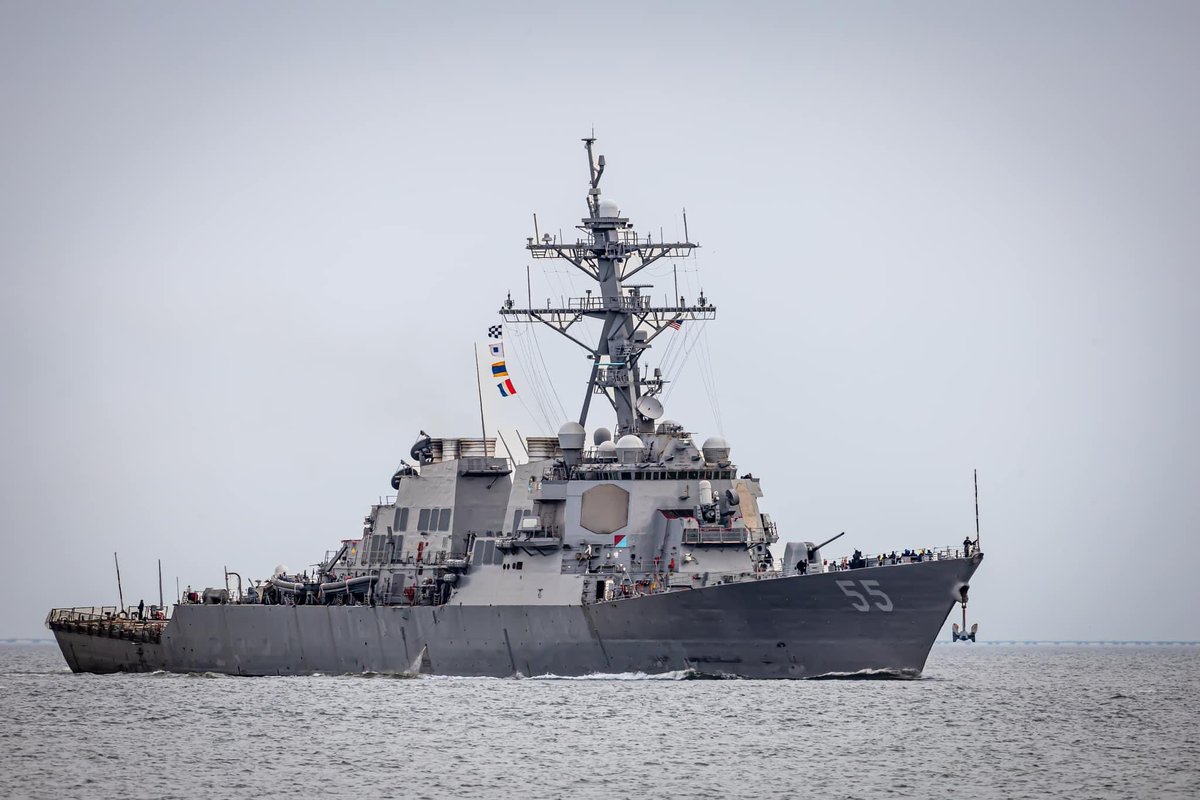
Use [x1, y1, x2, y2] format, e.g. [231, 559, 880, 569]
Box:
[572, 468, 736, 481]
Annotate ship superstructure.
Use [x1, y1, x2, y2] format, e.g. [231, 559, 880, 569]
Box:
[47, 139, 983, 678]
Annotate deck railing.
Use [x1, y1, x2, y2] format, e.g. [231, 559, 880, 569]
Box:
[817, 544, 970, 572]
[46, 606, 118, 624]
[46, 604, 172, 626]
[590, 543, 976, 604]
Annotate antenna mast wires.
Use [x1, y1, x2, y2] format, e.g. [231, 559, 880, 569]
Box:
[504, 138, 714, 435]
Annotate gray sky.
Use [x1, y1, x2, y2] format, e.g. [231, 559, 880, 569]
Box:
[2, 1, 1197, 641]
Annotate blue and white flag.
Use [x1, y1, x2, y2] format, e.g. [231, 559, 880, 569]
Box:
[486, 325, 517, 398]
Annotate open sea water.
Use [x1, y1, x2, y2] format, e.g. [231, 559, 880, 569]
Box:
[1, 643, 1197, 799]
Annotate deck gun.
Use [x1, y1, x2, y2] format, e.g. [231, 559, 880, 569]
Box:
[808, 531, 846, 562]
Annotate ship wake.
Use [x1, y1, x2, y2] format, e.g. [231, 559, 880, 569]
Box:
[809, 667, 923, 680]
[526, 669, 737, 681]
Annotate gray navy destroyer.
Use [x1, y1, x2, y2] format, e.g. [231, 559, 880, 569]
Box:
[48, 138, 984, 678]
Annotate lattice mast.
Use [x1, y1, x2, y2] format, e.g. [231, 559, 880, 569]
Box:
[501, 138, 715, 436]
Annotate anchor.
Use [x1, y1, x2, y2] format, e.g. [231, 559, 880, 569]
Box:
[953, 472, 983, 643]
[951, 584, 978, 642]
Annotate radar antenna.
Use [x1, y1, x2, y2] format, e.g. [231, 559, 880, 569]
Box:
[502, 138, 715, 435]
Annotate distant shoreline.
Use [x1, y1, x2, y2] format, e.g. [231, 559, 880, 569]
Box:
[934, 640, 1200, 645]
[4, 638, 1199, 647]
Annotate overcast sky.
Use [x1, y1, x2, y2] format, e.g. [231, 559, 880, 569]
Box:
[2, 1, 1197, 641]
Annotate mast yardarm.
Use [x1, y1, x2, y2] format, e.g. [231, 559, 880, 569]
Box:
[501, 138, 715, 436]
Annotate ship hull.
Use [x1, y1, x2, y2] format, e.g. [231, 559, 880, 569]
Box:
[51, 555, 980, 679]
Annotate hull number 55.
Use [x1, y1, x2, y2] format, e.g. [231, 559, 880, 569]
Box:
[836, 579, 893, 612]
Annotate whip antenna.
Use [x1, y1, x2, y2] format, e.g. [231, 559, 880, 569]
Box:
[974, 468, 981, 551]
[474, 343, 487, 441]
[113, 552, 125, 614]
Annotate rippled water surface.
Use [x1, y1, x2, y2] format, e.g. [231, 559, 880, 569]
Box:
[2, 643, 1197, 799]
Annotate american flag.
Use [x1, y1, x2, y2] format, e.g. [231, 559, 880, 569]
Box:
[668, 318, 682, 330]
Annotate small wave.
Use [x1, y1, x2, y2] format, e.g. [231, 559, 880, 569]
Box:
[340, 671, 420, 680]
[809, 668, 923, 681]
[528, 669, 701, 681]
[406, 669, 711, 681]
[416, 673, 510, 681]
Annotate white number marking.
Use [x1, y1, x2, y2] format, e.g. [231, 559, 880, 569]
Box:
[837, 579, 893, 612]
[860, 579, 893, 612]
[836, 580, 870, 611]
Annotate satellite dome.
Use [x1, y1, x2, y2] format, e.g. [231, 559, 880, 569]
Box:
[596, 440, 618, 461]
[597, 198, 621, 218]
[657, 419, 682, 433]
[701, 436, 731, 463]
[557, 421, 586, 450]
[593, 426, 613, 446]
[616, 434, 644, 464]
[273, 565, 288, 577]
